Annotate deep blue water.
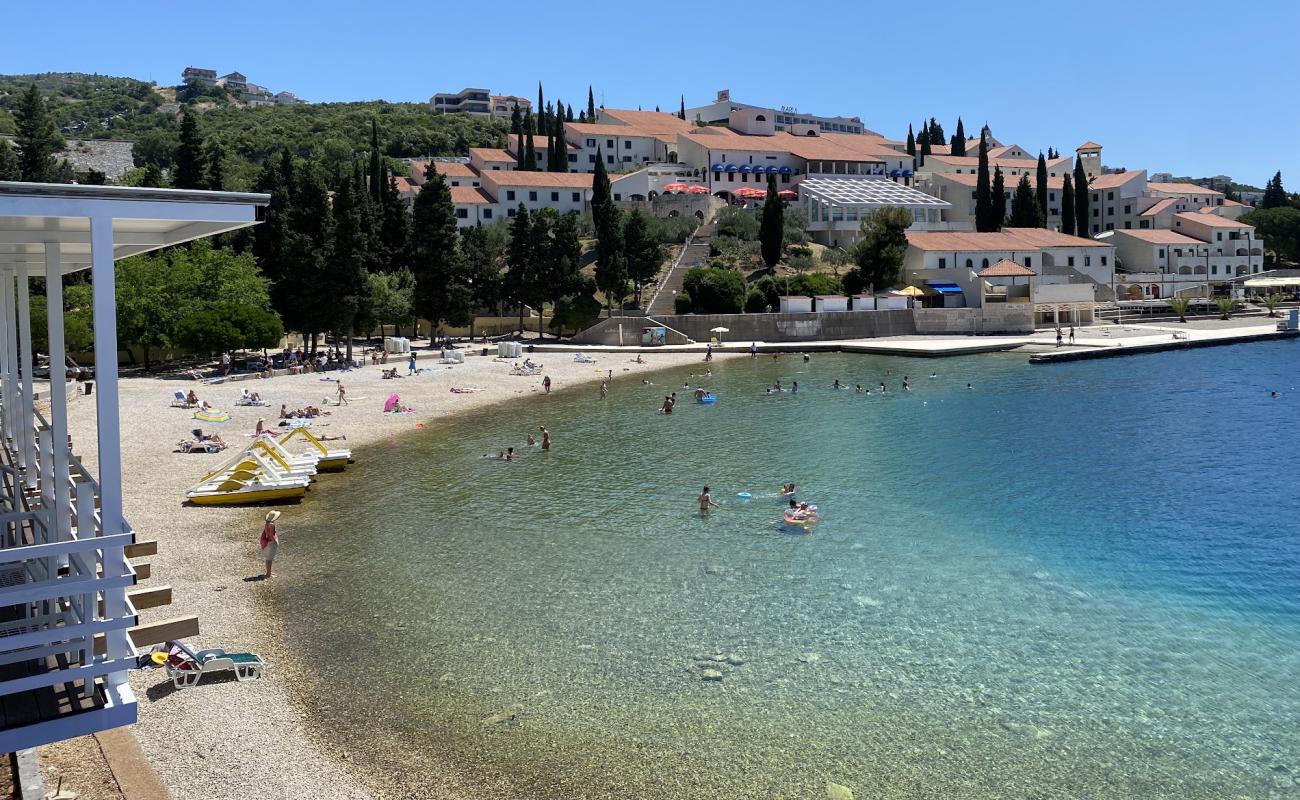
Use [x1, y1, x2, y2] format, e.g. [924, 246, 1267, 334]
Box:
[276, 340, 1300, 799]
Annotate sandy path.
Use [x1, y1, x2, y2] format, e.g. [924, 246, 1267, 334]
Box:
[61, 346, 727, 799]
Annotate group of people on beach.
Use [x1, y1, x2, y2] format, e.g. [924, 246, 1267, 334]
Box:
[279, 403, 329, 420]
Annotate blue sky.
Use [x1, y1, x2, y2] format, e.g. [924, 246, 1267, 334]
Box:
[4, 0, 1293, 187]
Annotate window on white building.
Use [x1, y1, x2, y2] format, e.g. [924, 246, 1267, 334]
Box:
[586, 138, 596, 147]
[483, 209, 492, 219]
[571, 192, 580, 202]
[456, 208, 468, 219]
[506, 190, 515, 200]
[528, 191, 537, 201]
[550, 191, 559, 201]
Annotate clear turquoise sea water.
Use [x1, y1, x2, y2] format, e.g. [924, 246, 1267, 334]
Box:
[275, 341, 1300, 799]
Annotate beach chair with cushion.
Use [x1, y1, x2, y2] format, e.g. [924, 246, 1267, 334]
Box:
[155, 640, 265, 689]
[171, 390, 193, 408]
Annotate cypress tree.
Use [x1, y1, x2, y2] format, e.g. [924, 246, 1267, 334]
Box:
[1035, 152, 1049, 225]
[328, 166, 373, 359]
[14, 84, 62, 182]
[205, 140, 226, 191]
[906, 124, 916, 159]
[992, 167, 1006, 229]
[975, 131, 993, 232]
[679, 95, 686, 120]
[0, 139, 21, 181]
[579, 111, 586, 123]
[379, 173, 411, 273]
[524, 128, 537, 172]
[919, 127, 931, 166]
[544, 101, 554, 138]
[1061, 173, 1075, 235]
[368, 118, 383, 202]
[591, 150, 626, 314]
[1009, 175, 1041, 227]
[566, 103, 574, 122]
[951, 117, 966, 157]
[550, 111, 567, 172]
[537, 83, 547, 135]
[759, 174, 784, 272]
[587, 86, 596, 122]
[510, 104, 523, 136]
[174, 107, 208, 189]
[1073, 158, 1090, 238]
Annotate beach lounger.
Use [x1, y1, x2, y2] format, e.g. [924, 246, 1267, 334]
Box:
[178, 439, 226, 454]
[155, 640, 265, 689]
[236, 396, 269, 406]
[171, 390, 195, 408]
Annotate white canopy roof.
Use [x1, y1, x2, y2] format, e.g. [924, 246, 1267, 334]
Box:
[798, 176, 950, 209]
[1243, 276, 1300, 288]
[0, 182, 269, 274]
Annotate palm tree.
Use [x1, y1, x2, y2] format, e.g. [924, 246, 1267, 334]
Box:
[1262, 293, 1284, 317]
[1168, 297, 1191, 323]
[1213, 297, 1236, 320]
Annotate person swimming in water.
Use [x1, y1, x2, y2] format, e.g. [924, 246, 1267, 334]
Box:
[855, 384, 864, 394]
[694, 386, 706, 401]
[879, 382, 886, 392]
[791, 381, 798, 394]
[781, 483, 796, 495]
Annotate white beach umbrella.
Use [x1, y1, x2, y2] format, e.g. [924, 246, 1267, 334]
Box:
[709, 326, 729, 343]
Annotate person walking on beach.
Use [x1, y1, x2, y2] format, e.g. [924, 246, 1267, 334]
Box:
[542, 375, 552, 394]
[1055, 329, 1063, 347]
[221, 351, 232, 376]
[408, 353, 417, 375]
[540, 426, 551, 450]
[1068, 326, 1076, 345]
[336, 381, 348, 405]
[699, 486, 718, 513]
[260, 511, 281, 579]
[750, 342, 757, 358]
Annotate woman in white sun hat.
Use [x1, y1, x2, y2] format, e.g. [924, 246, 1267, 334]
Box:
[260, 511, 282, 579]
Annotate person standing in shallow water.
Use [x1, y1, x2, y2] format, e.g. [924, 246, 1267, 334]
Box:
[542, 375, 552, 394]
[540, 426, 551, 450]
[260, 511, 281, 579]
[699, 486, 718, 513]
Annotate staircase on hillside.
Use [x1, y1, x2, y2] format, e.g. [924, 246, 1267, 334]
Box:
[646, 218, 717, 317]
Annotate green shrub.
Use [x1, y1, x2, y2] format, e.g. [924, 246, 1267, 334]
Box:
[841, 268, 866, 296]
[674, 290, 693, 314]
[750, 274, 781, 311]
[744, 288, 768, 313]
[715, 206, 759, 240]
[681, 267, 746, 314]
[787, 272, 843, 297]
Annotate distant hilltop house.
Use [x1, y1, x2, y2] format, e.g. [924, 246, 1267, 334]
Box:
[179, 67, 306, 105]
[430, 87, 531, 119]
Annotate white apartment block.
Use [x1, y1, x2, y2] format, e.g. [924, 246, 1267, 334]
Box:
[686, 89, 870, 135]
[429, 87, 530, 119]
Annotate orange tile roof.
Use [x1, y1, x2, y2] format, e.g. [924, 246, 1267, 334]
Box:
[1089, 170, 1146, 189]
[480, 170, 595, 190]
[1139, 198, 1176, 216]
[907, 229, 1109, 251]
[450, 186, 493, 205]
[923, 154, 1041, 170]
[978, 259, 1037, 277]
[391, 176, 418, 195]
[1111, 229, 1204, 245]
[1149, 181, 1222, 196]
[566, 122, 658, 138]
[1174, 211, 1248, 228]
[469, 147, 514, 163]
[598, 108, 695, 134]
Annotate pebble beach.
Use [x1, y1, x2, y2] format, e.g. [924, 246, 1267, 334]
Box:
[57, 345, 729, 799]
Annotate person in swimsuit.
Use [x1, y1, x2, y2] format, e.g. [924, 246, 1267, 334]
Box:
[699, 486, 718, 513]
[260, 511, 281, 579]
[540, 427, 551, 450]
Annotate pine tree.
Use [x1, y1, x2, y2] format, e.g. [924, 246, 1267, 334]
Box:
[591, 150, 626, 314]
[510, 104, 523, 136]
[975, 131, 994, 232]
[14, 84, 61, 182]
[587, 86, 596, 122]
[623, 209, 664, 306]
[408, 170, 467, 329]
[174, 107, 208, 189]
[139, 163, 165, 188]
[759, 174, 784, 272]
[537, 83, 547, 136]
[1061, 173, 1075, 235]
[505, 205, 535, 333]
[927, 117, 944, 148]
[205, 140, 226, 191]
[328, 167, 373, 358]
[679, 95, 687, 120]
[1262, 171, 1286, 209]
[1009, 175, 1041, 227]
[951, 117, 966, 157]
[992, 167, 1006, 229]
[1035, 152, 1049, 226]
[0, 139, 21, 181]
[379, 173, 411, 273]
[906, 124, 916, 160]
[368, 118, 383, 203]
[1073, 158, 1090, 238]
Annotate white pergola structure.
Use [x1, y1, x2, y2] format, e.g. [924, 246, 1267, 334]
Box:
[0, 182, 267, 752]
[799, 176, 951, 248]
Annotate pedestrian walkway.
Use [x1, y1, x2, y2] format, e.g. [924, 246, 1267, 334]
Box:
[646, 217, 716, 317]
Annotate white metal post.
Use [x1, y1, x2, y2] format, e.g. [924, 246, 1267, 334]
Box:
[16, 263, 36, 488]
[0, 271, 15, 445]
[90, 214, 132, 686]
[44, 244, 71, 550]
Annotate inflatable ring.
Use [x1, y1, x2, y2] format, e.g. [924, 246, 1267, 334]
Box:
[698, 395, 717, 404]
[737, 492, 752, 499]
[150, 650, 168, 666]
